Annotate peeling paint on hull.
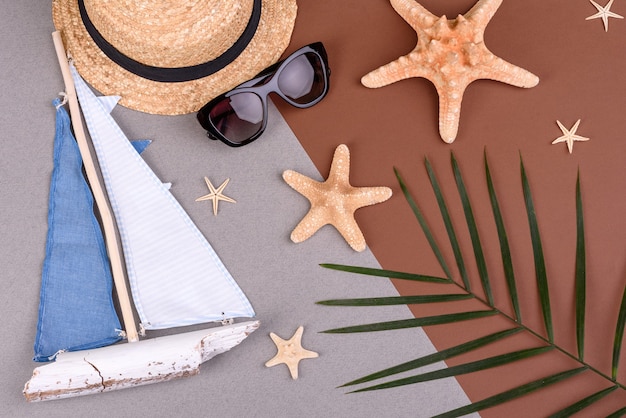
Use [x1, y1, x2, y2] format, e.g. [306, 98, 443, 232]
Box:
[24, 321, 259, 402]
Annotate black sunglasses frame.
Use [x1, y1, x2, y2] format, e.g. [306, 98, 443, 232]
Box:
[197, 42, 330, 147]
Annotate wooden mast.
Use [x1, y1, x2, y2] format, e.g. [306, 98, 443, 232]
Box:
[51, 31, 138, 343]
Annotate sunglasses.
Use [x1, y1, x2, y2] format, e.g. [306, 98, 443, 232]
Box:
[197, 42, 330, 147]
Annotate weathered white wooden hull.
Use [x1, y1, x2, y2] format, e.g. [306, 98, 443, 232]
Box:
[24, 321, 259, 402]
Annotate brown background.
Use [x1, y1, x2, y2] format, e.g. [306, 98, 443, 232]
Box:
[277, 0, 626, 416]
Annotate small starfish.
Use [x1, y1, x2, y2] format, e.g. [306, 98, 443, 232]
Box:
[265, 326, 319, 379]
[195, 177, 236, 216]
[361, 0, 539, 143]
[282, 144, 392, 252]
[551, 120, 590, 154]
[586, 0, 624, 32]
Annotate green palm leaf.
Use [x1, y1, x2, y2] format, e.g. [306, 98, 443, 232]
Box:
[575, 171, 586, 361]
[485, 151, 521, 321]
[520, 155, 554, 342]
[612, 282, 626, 380]
[340, 327, 522, 387]
[321, 310, 496, 334]
[395, 167, 452, 279]
[549, 385, 618, 418]
[433, 367, 588, 418]
[318, 153, 626, 415]
[452, 152, 493, 305]
[607, 405, 626, 418]
[317, 293, 472, 307]
[425, 157, 470, 290]
[350, 346, 553, 393]
[319, 263, 450, 283]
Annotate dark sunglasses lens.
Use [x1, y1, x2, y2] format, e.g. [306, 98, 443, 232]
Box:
[209, 92, 264, 144]
[277, 51, 326, 105]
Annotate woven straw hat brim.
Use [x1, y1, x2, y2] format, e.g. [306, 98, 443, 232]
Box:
[52, 0, 297, 115]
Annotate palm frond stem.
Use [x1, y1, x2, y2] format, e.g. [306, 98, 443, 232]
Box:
[439, 267, 626, 391]
[320, 261, 626, 391]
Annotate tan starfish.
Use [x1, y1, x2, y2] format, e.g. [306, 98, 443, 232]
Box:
[282, 144, 392, 252]
[361, 0, 539, 143]
[265, 326, 319, 379]
[195, 177, 236, 216]
[551, 120, 590, 154]
[586, 0, 624, 32]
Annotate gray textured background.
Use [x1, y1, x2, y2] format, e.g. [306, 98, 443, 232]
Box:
[0, 2, 475, 417]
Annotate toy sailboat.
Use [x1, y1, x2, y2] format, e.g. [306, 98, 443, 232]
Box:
[24, 33, 258, 402]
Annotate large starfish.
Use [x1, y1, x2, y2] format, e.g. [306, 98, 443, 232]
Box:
[362, 0, 539, 143]
[282, 144, 392, 252]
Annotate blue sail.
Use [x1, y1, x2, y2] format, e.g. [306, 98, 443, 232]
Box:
[33, 99, 122, 362]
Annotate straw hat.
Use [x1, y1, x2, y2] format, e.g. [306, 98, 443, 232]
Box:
[52, 0, 298, 115]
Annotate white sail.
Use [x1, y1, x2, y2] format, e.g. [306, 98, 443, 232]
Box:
[71, 65, 255, 330]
